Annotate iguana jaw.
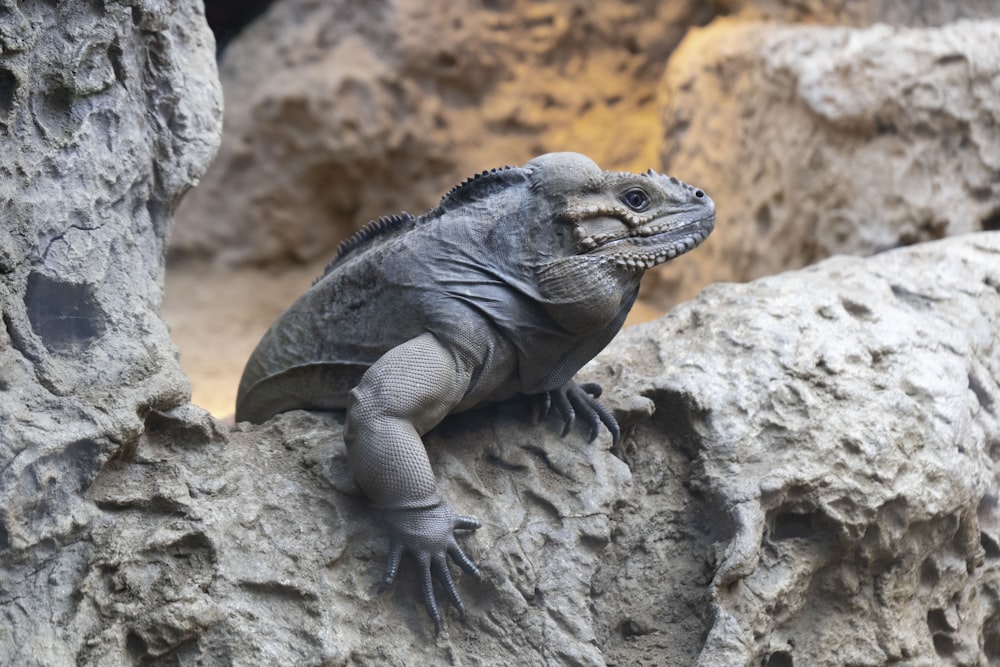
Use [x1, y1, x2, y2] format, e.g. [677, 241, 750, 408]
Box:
[534, 207, 714, 334]
[579, 215, 715, 270]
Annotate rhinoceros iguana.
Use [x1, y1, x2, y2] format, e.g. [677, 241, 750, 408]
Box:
[236, 152, 715, 630]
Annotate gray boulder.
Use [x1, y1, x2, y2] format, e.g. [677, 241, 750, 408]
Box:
[594, 232, 1000, 665]
[0, 0, 220, 662]
[8, 225, 998, 664]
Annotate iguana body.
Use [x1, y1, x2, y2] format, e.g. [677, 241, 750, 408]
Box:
[236, 152, 715, 629]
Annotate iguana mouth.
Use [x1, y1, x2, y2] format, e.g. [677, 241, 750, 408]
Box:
[579, 215, 715, 270]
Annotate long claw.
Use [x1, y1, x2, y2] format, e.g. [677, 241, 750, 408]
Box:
[448, 543, 482, 579]
[433, 557, 465, 617]
[567, 384, 620, 445]
[453, 515, 482, 531]
[550, 388, 575, 436]
[381, 541, 406, 589]
[594, 400, 621, 446]
[416, 554, 442, 633]
[531, 392, 552, 424]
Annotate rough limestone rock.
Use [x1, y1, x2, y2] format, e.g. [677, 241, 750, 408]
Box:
[716, 0, 1000, 26]
[651, 18, 1000, 306]
[0, 0, 221, 663]
[9, 223, 998, 663]
[168, 0, 715, 266]
[592, 233, 1000, 665]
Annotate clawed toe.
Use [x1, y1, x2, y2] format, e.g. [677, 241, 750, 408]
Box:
[380, 504, 481, 631]
[543, 381, 620, 446]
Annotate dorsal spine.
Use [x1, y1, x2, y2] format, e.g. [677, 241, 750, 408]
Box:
[335, 212, 416, 260]
[313, 164, 526, 286]
[313, 212, 416, 284]
[437, 165, 523, 212]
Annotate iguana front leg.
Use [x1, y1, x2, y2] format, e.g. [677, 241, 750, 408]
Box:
[344, 332, 481, 631]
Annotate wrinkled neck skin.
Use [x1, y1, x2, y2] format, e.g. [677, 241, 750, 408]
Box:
[535, 255, 640, 335]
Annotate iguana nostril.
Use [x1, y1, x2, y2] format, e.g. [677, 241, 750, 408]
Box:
[695, 190, 705, 198]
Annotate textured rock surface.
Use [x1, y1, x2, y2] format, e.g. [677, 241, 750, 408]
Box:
[718, 0, 1000, 26]
[168, 0, 714, 266]
[592, 233, 1000, 665]
[10, 227, 998, 663]
[77, 405, 635, 665]
[653, 18, 1000, 305]
[0, 0, 221, 662]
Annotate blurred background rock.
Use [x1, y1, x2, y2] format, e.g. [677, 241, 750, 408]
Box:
[166, 0, 1000, 415]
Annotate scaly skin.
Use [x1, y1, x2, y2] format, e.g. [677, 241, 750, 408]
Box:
[236, 152, 715, 631]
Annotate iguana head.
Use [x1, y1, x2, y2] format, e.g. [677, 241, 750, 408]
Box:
[521, 152, 715, 333]
[525, 152, 715, 271]
[425, 152, 713, 335]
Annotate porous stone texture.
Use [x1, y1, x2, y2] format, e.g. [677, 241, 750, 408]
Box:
[9, 227, 998, 663]
[0, 0, 221, 662]
[79, 404, 635, 665]
[592, 233, 1000, 665]
[717, 0, 1000, 26]
[653, 18, 1000, 305]
[168, 0, 715, 266]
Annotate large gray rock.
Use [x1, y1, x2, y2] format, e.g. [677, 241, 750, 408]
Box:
[650, 18, 1000, 306]
[595, 232, 1000, 665]
[9, 226, 997, 663]
[169, 0, 715, 266]
[78, 403, 633, 665]
[716, 0, 999, 26]
[0, 0, 221, 662]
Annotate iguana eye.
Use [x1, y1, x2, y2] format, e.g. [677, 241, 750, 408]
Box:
[621, 188, 649, 211]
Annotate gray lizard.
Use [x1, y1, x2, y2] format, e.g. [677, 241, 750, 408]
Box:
[235, 152, 715, 630]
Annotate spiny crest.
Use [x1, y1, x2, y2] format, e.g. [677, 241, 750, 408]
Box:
[337, 212, 417, 259]
[313, 212, 416, 285]
[437, 165, 526, 211]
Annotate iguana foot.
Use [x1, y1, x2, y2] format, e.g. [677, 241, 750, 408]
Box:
[541, 381, 621, 446]
[380, 503, 482, 632]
